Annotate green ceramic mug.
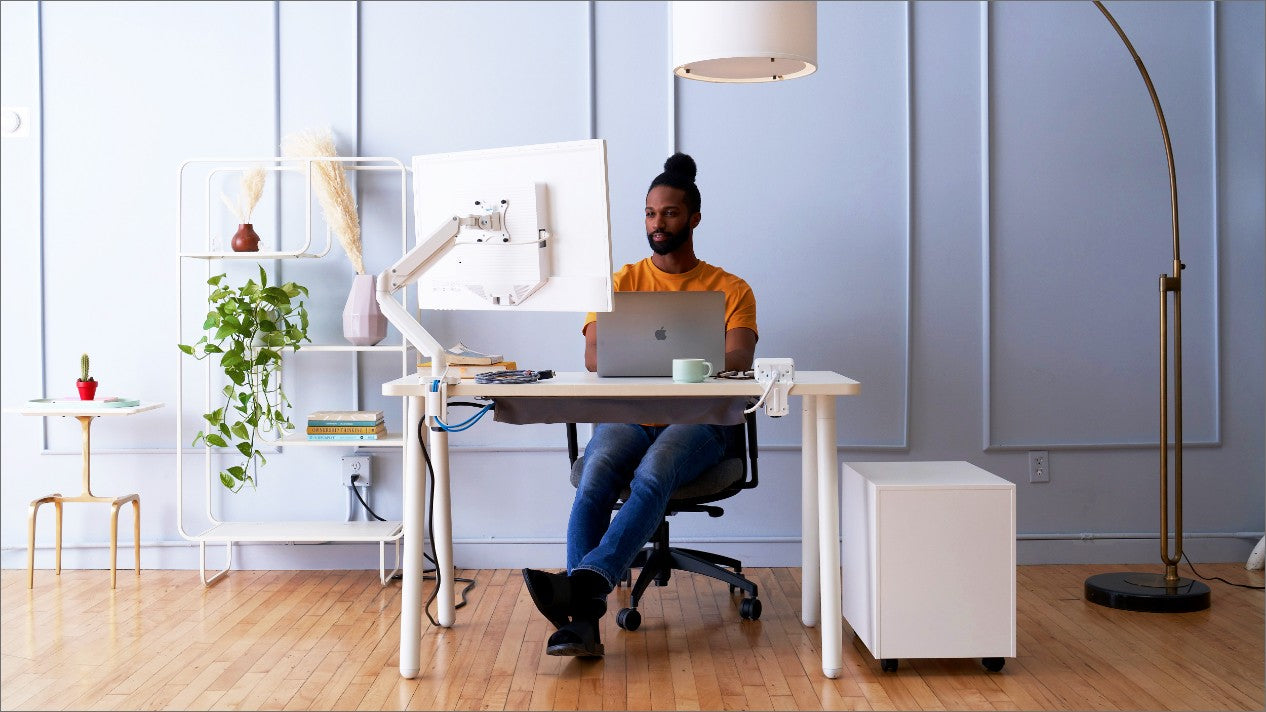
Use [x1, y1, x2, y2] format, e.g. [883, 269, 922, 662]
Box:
[672, 358, 713, 383]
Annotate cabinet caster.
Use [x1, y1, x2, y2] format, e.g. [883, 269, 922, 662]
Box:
[616, 607, 641, 631]
[880, 658, 898, 673]
[739, 597, 762, 620]
[982, 657, 1005, 672]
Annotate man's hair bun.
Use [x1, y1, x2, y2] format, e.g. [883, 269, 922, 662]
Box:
[648, 152, 702, 214]
[662, 153, 697, 182]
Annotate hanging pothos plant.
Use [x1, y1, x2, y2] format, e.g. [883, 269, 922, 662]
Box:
[179, 266, 310, 491]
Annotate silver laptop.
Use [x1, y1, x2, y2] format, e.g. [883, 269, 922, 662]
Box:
[596, 291, 726, 377]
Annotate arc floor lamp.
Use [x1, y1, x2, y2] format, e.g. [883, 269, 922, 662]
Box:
[669, 0, 1209, 612]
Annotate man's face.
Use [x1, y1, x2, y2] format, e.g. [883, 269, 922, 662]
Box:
[645, 185, 699, 256]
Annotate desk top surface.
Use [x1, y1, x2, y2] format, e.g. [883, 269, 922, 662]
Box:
[8, 401, 165, 417]
[382, 370, 859, 398]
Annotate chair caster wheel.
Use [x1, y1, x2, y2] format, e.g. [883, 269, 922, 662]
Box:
[982, 657, 1005, 672]
[880, 658, 898, 673]
[616, 608, 641, 631]
[739, 597, 761, 620]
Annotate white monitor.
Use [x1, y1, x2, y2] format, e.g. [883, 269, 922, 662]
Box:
[411, 139, 614, 313]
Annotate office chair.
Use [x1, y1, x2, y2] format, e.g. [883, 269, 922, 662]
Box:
[565, 411, 761, 631]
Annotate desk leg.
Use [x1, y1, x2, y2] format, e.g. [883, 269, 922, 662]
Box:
[430, 426, 455, 628]
[801, 396, 819, 628]
[400, 395, 425, 679]
[817, 396, 843, 679]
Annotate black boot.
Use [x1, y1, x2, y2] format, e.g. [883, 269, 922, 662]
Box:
[522, 568, 572, 630]
[546, 616, 604, 658]
[544, 569, 610, 657]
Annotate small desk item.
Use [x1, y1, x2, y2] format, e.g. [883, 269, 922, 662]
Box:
[382, 371, 859, 679]
[9, 400, 163, 588]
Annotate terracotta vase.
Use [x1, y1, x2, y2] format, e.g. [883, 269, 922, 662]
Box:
[231, 223, 260, 252]
[77, 380, 98, 400]
[343, 274, 387, 346]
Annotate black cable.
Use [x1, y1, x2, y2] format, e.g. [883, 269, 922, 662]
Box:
[474, 369, 554, 384]
[350, 477, 385, 521]
[417, 417, 477, 627]
[351, 466, 474, 600]
[1183, 552, 1264, 590]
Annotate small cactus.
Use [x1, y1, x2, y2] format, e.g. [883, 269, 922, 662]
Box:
[79, 353, 94, 382]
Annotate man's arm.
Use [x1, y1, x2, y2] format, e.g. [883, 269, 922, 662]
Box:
[584, 322, 598, 372]
[725, 327, 757, 372]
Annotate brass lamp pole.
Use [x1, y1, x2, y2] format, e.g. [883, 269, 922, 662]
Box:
[669, 0, 1212, 611]
[1082, 0, 1209, 612]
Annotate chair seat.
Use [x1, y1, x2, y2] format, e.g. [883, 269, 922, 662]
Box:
[569, 456, 746, 501]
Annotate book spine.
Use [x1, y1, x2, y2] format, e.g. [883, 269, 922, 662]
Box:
[306, 412, 384, 421]
[306, 420, 383, 427]
[306, 433, 386, 441]
[307, 426, 385, 434]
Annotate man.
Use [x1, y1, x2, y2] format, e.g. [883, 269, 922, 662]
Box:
[522, 153, 758, 658]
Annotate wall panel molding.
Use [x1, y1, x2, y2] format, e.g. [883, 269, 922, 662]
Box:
[981, 0, 1223, 451]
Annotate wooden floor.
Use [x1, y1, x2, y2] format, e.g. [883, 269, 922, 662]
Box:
[1, 564, 1261, 711]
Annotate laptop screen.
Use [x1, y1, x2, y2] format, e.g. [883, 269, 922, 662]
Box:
[596, 291, 725, 377]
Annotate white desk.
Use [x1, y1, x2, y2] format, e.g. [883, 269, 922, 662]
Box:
[381, 371, 859, 678]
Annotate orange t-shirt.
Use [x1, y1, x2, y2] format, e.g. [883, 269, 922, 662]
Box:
[583, 258, 758, 337]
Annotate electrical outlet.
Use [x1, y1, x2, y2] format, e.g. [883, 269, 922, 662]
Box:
[341, 453, 372, 486]
[1028, 450, 1049, 484]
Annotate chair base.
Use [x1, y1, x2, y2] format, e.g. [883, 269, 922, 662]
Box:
[621, 519, 760, 626]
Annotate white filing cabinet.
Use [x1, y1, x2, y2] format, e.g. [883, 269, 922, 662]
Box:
[841, 461, 1015, 672]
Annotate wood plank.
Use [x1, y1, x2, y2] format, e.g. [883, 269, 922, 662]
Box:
[0, 564, 1261, 711]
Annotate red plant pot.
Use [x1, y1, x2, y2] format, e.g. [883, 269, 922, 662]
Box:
[77, 380, 98, 400]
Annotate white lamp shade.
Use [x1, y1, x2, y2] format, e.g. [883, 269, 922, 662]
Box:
[672, 1, 817, 83]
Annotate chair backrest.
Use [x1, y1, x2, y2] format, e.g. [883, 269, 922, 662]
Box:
[565, 410, 759, 508]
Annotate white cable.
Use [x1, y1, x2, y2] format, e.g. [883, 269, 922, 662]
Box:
[744, 376, 778, 414]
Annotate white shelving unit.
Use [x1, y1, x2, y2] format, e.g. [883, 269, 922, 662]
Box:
[176, 156, 410, 585]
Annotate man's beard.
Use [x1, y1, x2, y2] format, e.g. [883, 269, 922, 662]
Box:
[646, 225, 691, 256]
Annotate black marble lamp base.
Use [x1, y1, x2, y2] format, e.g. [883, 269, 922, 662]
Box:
[1084, 571, 1211, 612]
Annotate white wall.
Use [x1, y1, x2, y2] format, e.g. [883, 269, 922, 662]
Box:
[2, 0, 1262, 572]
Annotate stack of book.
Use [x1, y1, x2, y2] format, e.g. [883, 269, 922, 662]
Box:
[306, 410, 386, 441]
[419, 341, 515, 378]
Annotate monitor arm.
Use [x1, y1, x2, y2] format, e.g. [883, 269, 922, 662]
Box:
[375, 215, 474, 426]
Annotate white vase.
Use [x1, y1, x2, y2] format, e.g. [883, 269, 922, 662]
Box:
[343, 274, 387, 346]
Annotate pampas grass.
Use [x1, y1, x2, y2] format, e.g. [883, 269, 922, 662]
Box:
[220, 166, 266, 223]
[281, 128, 364, 275]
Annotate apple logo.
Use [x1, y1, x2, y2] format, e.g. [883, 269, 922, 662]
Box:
[654, 326, 667, 341]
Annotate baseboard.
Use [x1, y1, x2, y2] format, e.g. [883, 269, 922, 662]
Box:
[3, 535, 1257, 572]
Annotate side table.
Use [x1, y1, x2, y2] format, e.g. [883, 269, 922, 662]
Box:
[8, 400, 163, 588]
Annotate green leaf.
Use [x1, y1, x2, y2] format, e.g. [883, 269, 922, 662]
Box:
[208, 274, 225, 286]
[203, 343, 223, 354]
[205, 433, 228, 448]
[220, 471, 236, 489]
[191, 432, 205, 446]
[218, 422, 230, 437]
[258, 265, 268, 288]
[227, 465, 245, 479]
[202, 314, 218, 330]
[236, 441, 253, 457]
[227, 370, 246, 386]
[231, 422, 249, 440]
[178, 344, 194, 355]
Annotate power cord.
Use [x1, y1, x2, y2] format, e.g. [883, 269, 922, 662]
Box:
[474, 369, 555, 384]
[417, 417, 478, 626]
[1183, 552, 1264, 590]
[744, 376, 779, 414]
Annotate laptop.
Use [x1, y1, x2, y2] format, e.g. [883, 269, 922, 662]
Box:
[596, 291, 726, 377]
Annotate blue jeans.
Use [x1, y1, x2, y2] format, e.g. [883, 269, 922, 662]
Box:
[567, 422, 731, 589]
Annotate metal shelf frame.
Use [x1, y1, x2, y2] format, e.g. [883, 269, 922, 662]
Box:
[175, 157, 410, 585]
